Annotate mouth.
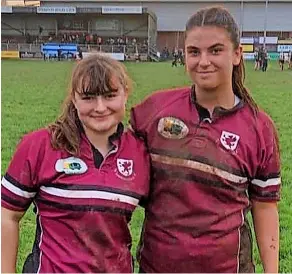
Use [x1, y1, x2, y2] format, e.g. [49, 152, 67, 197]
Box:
[197, 71, 215, 74]
[90, 115, 110, 119]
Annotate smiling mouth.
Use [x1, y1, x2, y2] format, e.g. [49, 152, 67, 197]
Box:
[91, 115, 110, 119]
[197, 71, 215, 74]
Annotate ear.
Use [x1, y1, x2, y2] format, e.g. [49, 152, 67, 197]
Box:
[124, 86, 129, 102]
[233, 45, 242, 66]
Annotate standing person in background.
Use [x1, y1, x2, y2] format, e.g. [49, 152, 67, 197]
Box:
[289, 50, 292, 69]
[262, 48, 268, 72]
[57, 46, 62, 61]
[254, 48, 260, 70]
[258, 47, 264, 70]
[172, 48, 179, 67]
[279, 52, 285, 71]
[2, 54, 150, 273]
[131, 6, 281, 273]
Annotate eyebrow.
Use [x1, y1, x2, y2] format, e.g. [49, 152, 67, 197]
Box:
[186, 43, 225, 50]
[79, 87, 119, 96]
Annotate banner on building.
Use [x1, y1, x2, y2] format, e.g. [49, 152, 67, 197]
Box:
[102, 6, 142, 14]
[259, 36, 278, 44]
[240, 37, 254, 44]
[1, 6, 13, 13]
[37, 6, 76, 14]
[243, 53, 254, 60]
[242, 44, 254, 52]
[77, 7, 101, 13]
[83, 52, 125, 61]
[277, 45, 292, 52]
[1, 51, 19, 59]
[268, 53, 280, 60]
[19, 51, 43, 59]
[278, 40, 292, 45]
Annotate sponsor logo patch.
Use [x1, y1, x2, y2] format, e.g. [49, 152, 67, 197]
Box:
[158, 117, 189, 139]
[220, 130, 240, 151]
[55, 157, 88, 174]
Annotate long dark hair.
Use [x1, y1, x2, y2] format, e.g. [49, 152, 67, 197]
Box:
[185, 6, 258, 112]
[48, 54, 132, 155]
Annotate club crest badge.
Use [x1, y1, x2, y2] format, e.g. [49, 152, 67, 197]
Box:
[220, 130, 240, 151]
[55, 157, 88, 174]
[117, 158, 134, 177]
[158, 117, 189, 139]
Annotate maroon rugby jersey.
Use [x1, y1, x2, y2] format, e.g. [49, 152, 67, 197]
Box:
[1, 124, 149, 273]
[130, 86, 281, 273]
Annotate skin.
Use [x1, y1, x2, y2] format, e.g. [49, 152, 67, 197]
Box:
[184, 26, 242, 113]
[1, 208, 25, 273]
[252, 201, 279, 273]
[73, 77, 128, 155]
[185, 26, 279, 273]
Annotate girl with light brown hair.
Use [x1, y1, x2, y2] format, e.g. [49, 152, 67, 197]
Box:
[2, 54, 150, 273]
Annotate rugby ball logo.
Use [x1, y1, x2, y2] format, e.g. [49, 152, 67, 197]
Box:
[158, 117, 189, 139]
[220, 131, 240, 151]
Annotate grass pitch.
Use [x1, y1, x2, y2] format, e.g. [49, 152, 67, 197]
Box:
[1, 60, 292, 272]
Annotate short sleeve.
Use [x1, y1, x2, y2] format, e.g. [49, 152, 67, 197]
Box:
[1, 134, 41, 211]
[249, 117, 281, 202]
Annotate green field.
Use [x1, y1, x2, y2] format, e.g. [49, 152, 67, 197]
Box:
[2, 60, 292, 272]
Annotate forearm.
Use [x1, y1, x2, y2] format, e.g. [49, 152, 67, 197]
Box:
[252, 201, 279, 273]
[1, 219, 20, 273]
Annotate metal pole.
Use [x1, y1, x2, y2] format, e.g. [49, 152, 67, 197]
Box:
[240, 0, 244, 37]
[263, 0, 268, 48]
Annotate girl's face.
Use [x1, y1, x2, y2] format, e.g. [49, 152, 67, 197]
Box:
[185, 26, 242, 92]
[73, 77, 128, 137]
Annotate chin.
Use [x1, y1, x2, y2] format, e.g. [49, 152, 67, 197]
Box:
[197, 83, 218, 91]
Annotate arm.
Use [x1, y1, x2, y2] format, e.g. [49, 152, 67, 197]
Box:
[1, 207, 25, 273]
[251, 200, 279, 273]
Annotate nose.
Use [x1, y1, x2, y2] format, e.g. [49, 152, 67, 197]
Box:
[199, 52, 211, 67]
[93, 96, 107, 112]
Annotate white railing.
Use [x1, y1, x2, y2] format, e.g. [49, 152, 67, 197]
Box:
[1, 43, 150, 54]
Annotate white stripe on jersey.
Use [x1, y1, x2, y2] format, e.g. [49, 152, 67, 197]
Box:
[40, 187, 139, 206]
[151, 153, 248, 184]
[1, 177, 36, 198]
[251, 177, 281, 188]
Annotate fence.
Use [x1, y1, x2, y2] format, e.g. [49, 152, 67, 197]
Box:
[1, 43, 148, 55]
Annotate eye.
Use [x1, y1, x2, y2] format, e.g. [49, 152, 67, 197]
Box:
[211, 48, 221, 55]
[104, 93, 117, 99]
[81, 95, 94, 101]
[189, 49, 200, 56]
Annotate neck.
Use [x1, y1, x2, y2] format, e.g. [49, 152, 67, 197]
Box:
[84, 126, 118, 156]
[195, 84, 235, 113]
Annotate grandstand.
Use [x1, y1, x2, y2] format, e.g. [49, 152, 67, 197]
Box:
[1, 0, 292, 61]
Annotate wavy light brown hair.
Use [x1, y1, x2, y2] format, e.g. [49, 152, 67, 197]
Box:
[48, 54, 132, 156]
[185, 6, 258, 112]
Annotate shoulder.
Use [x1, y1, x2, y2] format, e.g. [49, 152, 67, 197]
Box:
[18, 128, 52, 155]
[132, 86, 190, 117]
[256, 110, 277, 130]
[255, 109, 279, 147]
[21, 128, 51, 145]
[142, 86, 190, 106]
[121, 130, 148, 151]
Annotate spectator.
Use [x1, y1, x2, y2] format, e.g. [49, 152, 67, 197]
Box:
[262, 48, 268, 72]
[279, 52, 285, 71]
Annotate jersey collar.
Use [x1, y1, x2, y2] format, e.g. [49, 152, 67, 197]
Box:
[190, 85, 245, 121]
